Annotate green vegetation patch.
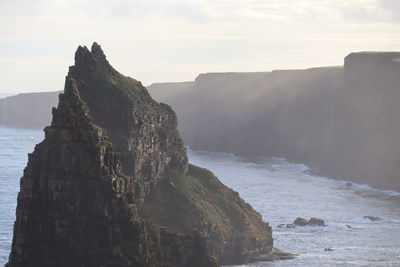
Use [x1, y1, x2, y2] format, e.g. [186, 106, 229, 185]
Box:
[141, 164, 262, 238]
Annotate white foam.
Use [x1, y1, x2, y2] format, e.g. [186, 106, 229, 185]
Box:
[379, 189, 400, 197]
[0, 93, 16, 99]
[345, 216, 400, 224]
[348, 217, 375, 224]
[346, 181, 400, 197]
[184, 148, 400, 266]
[289, 163, 310, 172]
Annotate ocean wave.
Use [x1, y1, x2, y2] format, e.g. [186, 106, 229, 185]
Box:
[187, 147, 241, 161]
[339, 180, 400, 197]
[348, 217, 380, 224]
[344, 216, 400, 224]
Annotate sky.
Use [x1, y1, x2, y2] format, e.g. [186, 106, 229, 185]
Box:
[1, 0, 400, 93]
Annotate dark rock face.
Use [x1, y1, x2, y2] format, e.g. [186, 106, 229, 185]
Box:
[7, 76, 214, 267]
[67, 43, 188, 208]
[7, 43, 273, 266]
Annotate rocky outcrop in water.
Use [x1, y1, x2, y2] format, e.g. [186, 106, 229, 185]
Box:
[293, 218, 325, 226]
[363, 216, 382, 222]
[7, 43, 274, 267]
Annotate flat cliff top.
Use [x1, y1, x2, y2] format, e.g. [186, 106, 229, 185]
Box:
[345, 51, 400, 63]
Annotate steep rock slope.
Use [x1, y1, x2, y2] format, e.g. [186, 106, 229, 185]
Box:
[7, 43, 274, 266]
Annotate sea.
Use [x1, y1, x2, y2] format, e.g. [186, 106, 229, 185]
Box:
[1, 125, 400, 266]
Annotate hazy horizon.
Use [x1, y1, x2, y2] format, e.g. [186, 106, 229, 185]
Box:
[1, 0, 400, 93]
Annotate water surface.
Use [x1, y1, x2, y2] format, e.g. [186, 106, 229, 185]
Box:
[0, 126, 43, 265]
[1, 126, 399, 266]
[188, 150, 400, 266]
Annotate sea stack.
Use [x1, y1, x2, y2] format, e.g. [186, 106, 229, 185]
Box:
[7, 43, 274, 266]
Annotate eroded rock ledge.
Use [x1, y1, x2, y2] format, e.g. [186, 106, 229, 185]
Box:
[7, 43, 275, 266]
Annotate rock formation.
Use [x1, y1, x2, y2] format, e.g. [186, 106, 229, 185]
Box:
[6, 43, 275, 266]
[293, 218, 325, 226]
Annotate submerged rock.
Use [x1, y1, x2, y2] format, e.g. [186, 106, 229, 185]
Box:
[309, 218, 326, 226]
[294, 217, 325, 226]
[255, 248, 297, 261]
[277, 224, 296, 228]
[364, 216, 382, 221]
[293, 218, 308, 226]
[6, 43, 274, 267]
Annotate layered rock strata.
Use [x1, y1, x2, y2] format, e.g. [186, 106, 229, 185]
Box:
[7, 43, 274, 266]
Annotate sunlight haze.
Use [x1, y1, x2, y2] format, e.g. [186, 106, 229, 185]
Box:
[1, 0, 399, 93]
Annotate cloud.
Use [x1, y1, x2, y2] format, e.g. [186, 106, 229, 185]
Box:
[378, 0, 400, 21]
[0, 0, 399, 92]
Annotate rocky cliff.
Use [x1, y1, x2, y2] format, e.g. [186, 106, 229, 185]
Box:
[321, 52, 400, 190]
[6, 43, 274, 266]
[0, 92, 59, 128]
[148, 53, 400, 191]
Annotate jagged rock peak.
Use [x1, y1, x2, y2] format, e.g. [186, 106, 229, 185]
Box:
[6, 43, 216, 267]
[61, 77, 87, 111]
[71, 42, 116, 76]
[47, 77, 93, 133]
[65, 42, 189, 176]
[91, 42, 106, 58]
